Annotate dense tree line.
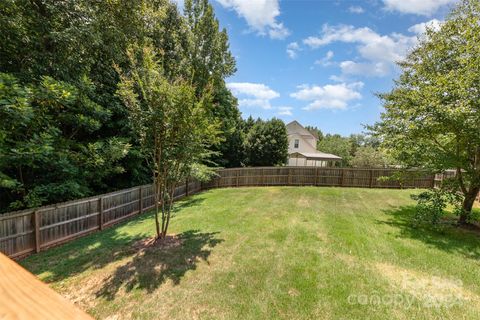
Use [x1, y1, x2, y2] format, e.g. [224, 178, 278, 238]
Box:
[0, 0, 288, 213]
[304, 126, 389, 168]
[0, 0, 274, 211]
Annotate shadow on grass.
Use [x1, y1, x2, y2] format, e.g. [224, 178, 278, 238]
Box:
[96, 230, 223, 299]
[380, 205, 480, 261]
[20, 195, 207, 283]
[171, 196, 205, 216]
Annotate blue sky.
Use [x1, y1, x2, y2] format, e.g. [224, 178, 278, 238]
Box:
[200, 0, 457, 135]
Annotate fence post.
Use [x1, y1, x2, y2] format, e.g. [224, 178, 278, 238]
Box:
[315, 167, 319, 186]
[369, 170, 374, 188]
[236, 170, 240, 187]
[34, 211, 41, 253]
[139, 186, 143, 214]
[340, 168, 345, 187]
[185, 177, 189, 196]
[98, 196, 104, 231]
[288, 168, 292, 186]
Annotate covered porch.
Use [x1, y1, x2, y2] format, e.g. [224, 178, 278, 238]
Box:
[288, 152, 342, 167]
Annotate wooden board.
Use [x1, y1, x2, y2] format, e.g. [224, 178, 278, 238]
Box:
[0, 252, 92, 319]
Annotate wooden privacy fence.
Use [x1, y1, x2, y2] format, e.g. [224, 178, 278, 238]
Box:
[202, 167, 435, 190]
[0, 180, 202, 259]
[1, 167, 434, 259]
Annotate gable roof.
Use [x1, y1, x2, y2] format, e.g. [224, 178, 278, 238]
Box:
[286, 120, 316, 139]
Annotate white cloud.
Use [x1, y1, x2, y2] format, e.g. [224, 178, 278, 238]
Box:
[216, 0, 290, 39]
[304, 25, 416, 64]
[383, 0, 458, 16]
[277, 106, 293, 116]
[329, 75, 344, 82]
[340, 61, 391, 77]
[303, 24, 418, 77]
[286, 42, 301, 59]
[290, 82, 364, 110]
[227, 82, 280, 109]
[315, 50, 334, 66]
[349, 6, 365, 14]
[408, 19, 443, 34]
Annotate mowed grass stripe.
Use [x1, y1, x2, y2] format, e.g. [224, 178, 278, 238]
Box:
[21, 187, 480, 320]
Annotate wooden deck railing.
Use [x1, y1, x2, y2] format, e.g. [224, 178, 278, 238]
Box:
[0, 252, 93, 319]
[1, 167, 436, 259]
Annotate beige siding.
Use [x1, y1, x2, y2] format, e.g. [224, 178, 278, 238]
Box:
[288, 133, 318, 154]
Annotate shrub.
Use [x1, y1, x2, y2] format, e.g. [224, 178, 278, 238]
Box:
[410, 189, 462, 226]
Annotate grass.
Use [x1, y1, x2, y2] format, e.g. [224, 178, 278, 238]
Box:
[21, 187, 480, 320]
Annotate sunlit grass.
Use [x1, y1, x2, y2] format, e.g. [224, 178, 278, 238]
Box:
[22, 187, 480, 319]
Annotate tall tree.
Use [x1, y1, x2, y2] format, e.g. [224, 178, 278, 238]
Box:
[371, 0, 480, 224]
[183, 0, 241, 168]
[0, 0, 242, 211]
[209, 86, 245, 167]
[117, 47, 220, 239]
[184, 0, 236, 94]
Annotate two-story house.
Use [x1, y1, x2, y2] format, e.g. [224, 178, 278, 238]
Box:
[286, 120, 342, 167]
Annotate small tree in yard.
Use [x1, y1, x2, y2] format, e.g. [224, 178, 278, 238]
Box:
[117, 47, 220, 239]
[371, 0, 480, 225]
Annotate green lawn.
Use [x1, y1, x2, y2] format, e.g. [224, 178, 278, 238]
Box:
[21, 187, 480, 320]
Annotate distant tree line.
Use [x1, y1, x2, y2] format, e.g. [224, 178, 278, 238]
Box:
[304, 126, 391, 168]
[0, 0, 287, 213]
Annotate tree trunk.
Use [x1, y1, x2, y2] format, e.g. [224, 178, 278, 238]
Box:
[459, 187, 480, 225]
[154, 180, 161, 238]
[162, 185, 176, 239]
[160, 193, 166, 239]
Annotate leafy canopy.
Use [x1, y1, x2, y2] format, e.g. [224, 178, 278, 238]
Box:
[371, 0, 480, 221]
[117, 46, 221, 238]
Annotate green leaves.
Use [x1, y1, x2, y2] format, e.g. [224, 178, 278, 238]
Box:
[411, 189, 463, 226]
[372, 0, 480, 220]
[117, 44, 222, 237]
[244, 118, 288, 166]
[350, 146, 390, 168]
[0, 0, 240, 212]
[0, 72, 129, 211]
[317, 134, 353, 166]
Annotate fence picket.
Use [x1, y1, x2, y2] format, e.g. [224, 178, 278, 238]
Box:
[0, 168, 455, 259]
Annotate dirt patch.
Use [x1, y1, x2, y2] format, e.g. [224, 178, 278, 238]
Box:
[288, 288, 300, 297]
[297, 196, 311, 208]
[375, 262, 478, 307]
[335, 253, 357, 267]
[132, 235, 183, 251]
[63, 272, 114, 309]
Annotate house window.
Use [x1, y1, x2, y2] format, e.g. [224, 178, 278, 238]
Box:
[294, 139, 299, 148]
